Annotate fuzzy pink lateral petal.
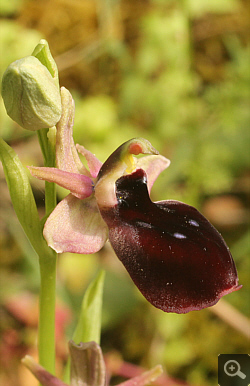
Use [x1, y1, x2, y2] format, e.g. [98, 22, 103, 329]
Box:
[76, 144, 102, 178]
[43, 194, 108, 254]
[56, 88, 89, 175]
[136, 154, 170, 193]
[28, 166, 93, 199]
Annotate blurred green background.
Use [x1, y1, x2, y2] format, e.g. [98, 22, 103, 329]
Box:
[0, 0, 249, 385]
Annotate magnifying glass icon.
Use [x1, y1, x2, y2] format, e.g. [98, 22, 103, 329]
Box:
[224, 360, 246, 379]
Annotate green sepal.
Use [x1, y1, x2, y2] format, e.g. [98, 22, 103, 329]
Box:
[0, 137, 54, 260]
[32, 39, 60, 89]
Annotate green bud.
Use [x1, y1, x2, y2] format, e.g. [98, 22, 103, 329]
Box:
[1, 55, 62, 131]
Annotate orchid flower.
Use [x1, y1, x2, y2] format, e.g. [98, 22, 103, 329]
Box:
[29, 87, 241, 314]
[28, 87, 169, 255]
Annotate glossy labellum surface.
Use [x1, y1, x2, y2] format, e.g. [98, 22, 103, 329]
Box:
[100, 169, 241, 313]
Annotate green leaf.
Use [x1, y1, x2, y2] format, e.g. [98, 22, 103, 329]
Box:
[0, 137, 53, 259]
[73, 270, 105, 345]
[64, 271, 105, 384]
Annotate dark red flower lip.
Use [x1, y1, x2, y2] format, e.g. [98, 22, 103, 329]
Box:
[99, 168, 242, 313]
[161, 283, 242, 314]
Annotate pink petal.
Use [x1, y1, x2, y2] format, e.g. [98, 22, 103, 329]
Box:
[43, 194, 108, 254]
[136, 154, 170, 193]
[76, 144, 102, 178]
[28, 166, 93, 199]
[56, 88, 89, 175]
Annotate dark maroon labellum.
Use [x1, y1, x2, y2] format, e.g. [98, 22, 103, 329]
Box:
[101, 169, 241, 313]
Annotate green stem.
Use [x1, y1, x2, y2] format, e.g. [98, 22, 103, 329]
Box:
[45, 180, 57, 215]
[37, 128, 49, 162]
[38, 256, 57, 374]
[37, 127, 57, 215]
[37, 127, 57, 376]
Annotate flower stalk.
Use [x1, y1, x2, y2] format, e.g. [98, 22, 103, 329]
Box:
[37, 127, 57, 215]
[37, 125, 57, 375]
[38, 256, 57, 374]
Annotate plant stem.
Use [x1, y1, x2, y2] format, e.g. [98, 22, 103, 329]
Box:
[37, 127, 57, 215]
[37, 128, 49, 162]
[45, 180, 57, 214]
[38, 255, 57, 374]
[44, 127, 57, 215]
[37, 127, 57, 375]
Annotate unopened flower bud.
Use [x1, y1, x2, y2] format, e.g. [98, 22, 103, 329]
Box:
[1, 56, 62, 131]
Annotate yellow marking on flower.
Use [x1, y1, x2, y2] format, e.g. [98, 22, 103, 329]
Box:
[124, 153, 136, 174]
